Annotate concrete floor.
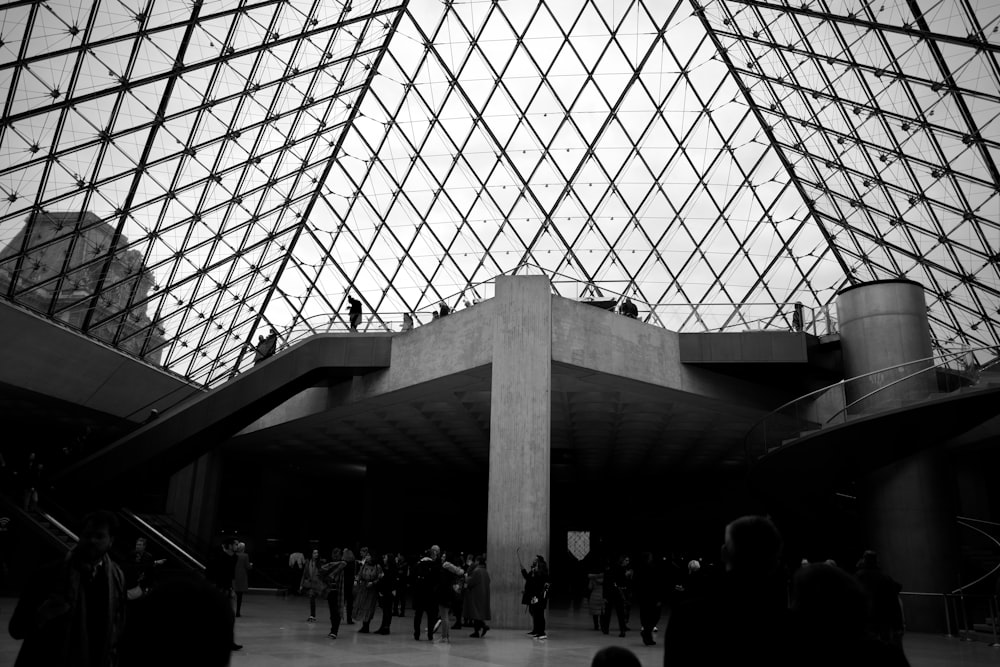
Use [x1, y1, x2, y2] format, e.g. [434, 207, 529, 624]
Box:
[2, 594, 999, 666]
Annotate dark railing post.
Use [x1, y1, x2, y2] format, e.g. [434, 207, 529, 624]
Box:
[960, 594, 972, 641]
[944, 593, 954, 638]
[989, 595, 1000, 648]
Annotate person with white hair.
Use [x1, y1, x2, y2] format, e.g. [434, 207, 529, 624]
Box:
[664, 516, 791, 666]
[233, 541, 252, 617]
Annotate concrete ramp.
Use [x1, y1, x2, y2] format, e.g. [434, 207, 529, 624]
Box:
[56, 333, 392, 487]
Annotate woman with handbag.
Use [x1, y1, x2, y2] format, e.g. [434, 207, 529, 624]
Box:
[299, 549, 325, 622]
[353, 550, 383, 633]
[521, 554, 550, 639]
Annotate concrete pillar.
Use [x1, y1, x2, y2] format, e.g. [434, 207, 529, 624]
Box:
[837, 280, 957, 632]
[487, 275, 552, 628]
[836, 279, 936, 414]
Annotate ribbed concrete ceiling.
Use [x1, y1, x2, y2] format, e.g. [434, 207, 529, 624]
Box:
[223, 363, 761, 479]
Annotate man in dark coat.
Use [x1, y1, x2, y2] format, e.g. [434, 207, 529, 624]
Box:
[205, 537, 242, 651]
[347, 294, 362, 331]
[632, 552, 661, 646]
[411, 545, 442, 641]
[9, 511, 127, 667]
[463, 555, 491, 637]
[663, 515, 792, 667]
[855, 550, 904, 647]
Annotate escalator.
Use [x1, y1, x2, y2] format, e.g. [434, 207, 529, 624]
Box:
[0, 493, 78, 554]
[117, 508, 205, 573]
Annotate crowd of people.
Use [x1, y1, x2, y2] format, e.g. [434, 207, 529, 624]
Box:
[288, 544, 492, 642]
[6, 513, 911, 667]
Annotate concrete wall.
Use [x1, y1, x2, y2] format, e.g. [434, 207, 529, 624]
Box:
[0, 300, 198, 420]
[551, 296, 789, 410]
[240, 300, 496, 433]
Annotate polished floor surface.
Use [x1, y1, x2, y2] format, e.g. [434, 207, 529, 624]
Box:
[2, 594, 1000, 666]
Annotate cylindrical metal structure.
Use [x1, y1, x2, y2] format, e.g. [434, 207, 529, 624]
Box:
[836, 279, 935, 414]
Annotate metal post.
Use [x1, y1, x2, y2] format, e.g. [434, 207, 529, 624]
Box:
[991, 595, 1000, 648]
[960, 594, 973, 641]
[944, 594, 954, 638]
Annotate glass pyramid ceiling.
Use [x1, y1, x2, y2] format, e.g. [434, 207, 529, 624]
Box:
[0, 0, 996, 387]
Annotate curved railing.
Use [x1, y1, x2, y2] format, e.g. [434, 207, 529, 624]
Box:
[954, 517, 1000, 595]
[744, 345, 999, 461]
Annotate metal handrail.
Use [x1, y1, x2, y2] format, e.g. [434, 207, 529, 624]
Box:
[744, 344, 999, 460]
[37, 509, 78, 543]
[822, 346, 995, 425]
[120, 508, 205, 571]
[954, 520, 1000, 594]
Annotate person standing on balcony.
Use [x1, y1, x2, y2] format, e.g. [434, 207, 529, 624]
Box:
[347, 294, 362, 331]
[401, 312, 414, 332]
[792, 302, 805, 332]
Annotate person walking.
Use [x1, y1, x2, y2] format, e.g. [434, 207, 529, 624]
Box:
[393, 553, 409, 617]
[521, 554, 550, 639]
[587, 565, 605, 630]
[205, 536, 243, 652]
[299, 549, 325, 622]
[464, 555, 491, 638]
[412, 546, 443, 641]
[233, 542, 252, 617]
[374, 553, 397, 634]
[343, 548, 357, 624]
[347, 294, 362, 331]
[321, 548, 347, 639]
[353, 550, 383, 633]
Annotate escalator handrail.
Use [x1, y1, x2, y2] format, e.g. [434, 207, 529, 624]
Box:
[36, 509, 78, 543]
[119, 508, 205, 571]
[136, 511, 213, 558]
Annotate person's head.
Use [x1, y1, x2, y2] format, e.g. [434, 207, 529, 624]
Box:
[591, 645, 642, 667]
[791, 563, 868, 638]
[533, 555, 548, 576]
[311, 548, 320, 561]
[429, 544, 441, 559]
[860, 549, 879, 569]
[118, 574, 233, 667]
[77, 510, 118, 563]
[222, 537, 238, 554]
[331, 547, 343, 561]
[344, 548, 355, 561]
[237, 542, 246, 553]
[135, 537, 147, 553]
[722, 515, 783, 577]
[476, 554, 486, 567]
[258, 335, 265, 342]
[687, 559, 701, 574]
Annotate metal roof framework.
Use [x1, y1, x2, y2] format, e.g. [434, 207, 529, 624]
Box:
[0, 0, 995, 386]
